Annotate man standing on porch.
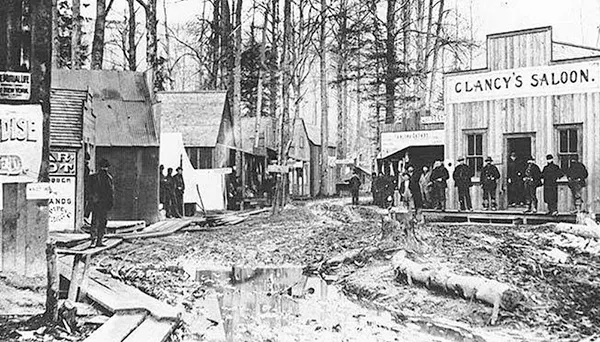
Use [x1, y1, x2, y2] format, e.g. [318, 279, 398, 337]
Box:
[90, 159, 114, 247]
[541, 154, 563, 216]
[453, 157, 473, 211]
[565, 155, 588, 213]
[481, 157, 500, 210]
[523, 156, 542, 214]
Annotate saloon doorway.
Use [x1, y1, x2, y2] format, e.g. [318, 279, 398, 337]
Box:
[505, 134, 535, 209]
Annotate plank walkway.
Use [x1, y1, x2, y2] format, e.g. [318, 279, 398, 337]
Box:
[422, 209, 577, 225]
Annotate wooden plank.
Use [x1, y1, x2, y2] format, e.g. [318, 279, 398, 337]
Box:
[83, 312, 147, 342]
[2, 184, 18, 273]
[50, 232, 91, 248]
[68, 254, 90, 302]
[25, 198, 49, 277]
[122, 316, 178, 342]
[56, 238, 122, 256]
[119, 220, 192, 241]
[15, 185, 27, 275]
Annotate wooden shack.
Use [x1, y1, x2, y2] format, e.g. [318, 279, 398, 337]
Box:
[444, 26, 600, 212]
[52, 70, 160, 224]
[305, 124, 337, 196]
[288, 118, 311, 197]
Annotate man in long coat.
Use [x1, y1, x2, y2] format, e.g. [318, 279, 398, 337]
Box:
[565, 155, 589, 213]
[349, 169, 362, 205]
[430, 160, 449, 211]
[90, 158, 114, 247]
[541, 154, 563, 215]
[453, 156, 473, 211]
[481, 156, 500, 210]
[507, 151, 524, 206]
[523, 156, 542, 213]
[173, 167, 185, 218]
[165, 168, 175, 218]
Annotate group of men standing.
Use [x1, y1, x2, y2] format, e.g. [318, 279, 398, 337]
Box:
[452, 152, 588, 214]
[159, 165, 185, 218]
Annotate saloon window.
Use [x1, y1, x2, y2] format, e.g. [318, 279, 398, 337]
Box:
[466, 133, 484, 177]
[558, 127, 580, 170]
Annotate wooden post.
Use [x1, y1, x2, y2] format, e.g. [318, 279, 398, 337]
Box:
[67, 254, 91, 301]
[45, 242, 59, 323]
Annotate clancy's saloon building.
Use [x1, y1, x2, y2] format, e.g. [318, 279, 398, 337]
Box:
[444, 26, 600, 212]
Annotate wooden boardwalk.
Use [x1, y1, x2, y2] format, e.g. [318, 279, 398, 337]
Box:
[422, 209, 578, 225]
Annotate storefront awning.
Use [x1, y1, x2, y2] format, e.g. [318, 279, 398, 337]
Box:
[379, 129, 445, 159]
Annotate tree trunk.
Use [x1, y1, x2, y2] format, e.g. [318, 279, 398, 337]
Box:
[162, 0, 172, 87]
[254, 9, 269, 149]
[278, 0, 292, 208]
[233, 0, 244, 208]
[319, 0, 329, 196]
[91, 0, 113, 69]
[269, 0, 280, 162]
[71, 0, 81, 69]
[427, 0, 444, 110]
[221, 0, 232, 87]
[211, 0, 221, 88]
[137, 0, 158, 79]
[127, 0, 137, 70]
[51, 0, 59, 69]
[385, 0, 397, 124]
[336, 0, 347, 160]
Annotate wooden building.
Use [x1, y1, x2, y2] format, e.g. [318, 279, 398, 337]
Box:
[52, 70, 160, 224]
[444, 26, 600, 212]
[288, 118, 311, 197]
[305, 124, 337, 196]
[48, 88, 94, 231]
[158, 91, 235, 169]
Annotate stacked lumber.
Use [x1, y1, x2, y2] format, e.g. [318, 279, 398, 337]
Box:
[391, 251, 523, 325]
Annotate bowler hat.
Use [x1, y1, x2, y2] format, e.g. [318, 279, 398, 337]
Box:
[457, 156, 465, 162]
[546, 154, 553, 160]
[485, 156, 493, 162]
[98, 158, 110, 168]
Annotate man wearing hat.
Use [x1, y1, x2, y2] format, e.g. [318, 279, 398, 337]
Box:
[523, 156, 542, 213]
[565, 155, 588, 213]
[452, 156, 473, 211]
[541, 154, 563, 215]
[430, 160, 449, 211]
[507, 151, 524, 207]
[481, 156, 500, 210]
[173, 166, 185, 218]
[89, 158, 114, 247]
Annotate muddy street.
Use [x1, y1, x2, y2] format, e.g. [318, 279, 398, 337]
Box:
[67, 198, 596, 342]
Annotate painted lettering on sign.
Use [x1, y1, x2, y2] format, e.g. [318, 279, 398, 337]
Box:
[49, 176, 76, 231]
[49, 151, 77, 176]
[445, 61, 600, 104]
[0, 71, 31, 101]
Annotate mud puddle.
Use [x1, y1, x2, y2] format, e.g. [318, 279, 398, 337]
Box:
[186, 264, 492, 342]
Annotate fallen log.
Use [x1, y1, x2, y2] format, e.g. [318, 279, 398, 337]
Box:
[555, 222, 600, 240]
[391, 251, 523, 325]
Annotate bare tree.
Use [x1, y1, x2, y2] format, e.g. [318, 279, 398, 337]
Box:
[136, 0, 158, 76]
[128, 0, 137, 71]
[319, 0, 330, 196]
[91, 0, 116, 69]
[71, 0, 81, 68]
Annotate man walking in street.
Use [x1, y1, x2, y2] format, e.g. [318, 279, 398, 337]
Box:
[565, 155, 588, 213]
[507, 151, 524, 206]
[349, 169, 362, 205]
[523, 156, 542, 213]
[453, 157, 473, 211]
[430, 160, 449, 211]
[173, 166, 185, 218]
[481, 156, 500, 210]
[89, 158, 114, 248]
[541, 154, 563, 215]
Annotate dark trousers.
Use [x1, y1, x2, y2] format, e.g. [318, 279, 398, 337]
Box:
[482, 184, 497, 209]
[351, 189, 359, 205]
[457, 186, 472, 210]
[507, 179, 523, 205]
[173, 190, 184, 217]
[432, 182, 446, 210]
[165, 193, 175, 217]
[91, 208, 108, 245]
[524, 182, 538, 211]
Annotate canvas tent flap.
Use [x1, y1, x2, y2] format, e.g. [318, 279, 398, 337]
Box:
[159, 133, 226, 211]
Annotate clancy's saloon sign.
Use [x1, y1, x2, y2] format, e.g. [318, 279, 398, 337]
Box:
[445, 61, 600, 104]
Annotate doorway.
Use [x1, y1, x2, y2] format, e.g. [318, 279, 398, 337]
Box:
[505, 135, 534, 209]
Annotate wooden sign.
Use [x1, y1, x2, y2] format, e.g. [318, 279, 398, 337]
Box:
[26, 182, 52, 200]
[267, 165, 289, 173]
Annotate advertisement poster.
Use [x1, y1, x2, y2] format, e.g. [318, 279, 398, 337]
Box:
[0, 72, 31, 101]
[48, 176, 76, 231]
[0, 104, 43, 210]
[48, 151, 77, 231]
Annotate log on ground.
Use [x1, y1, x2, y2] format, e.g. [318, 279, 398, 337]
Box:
[555, 222, 600, 240]
[391, 251, 523, 325]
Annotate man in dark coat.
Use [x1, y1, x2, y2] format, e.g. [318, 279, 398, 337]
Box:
[523, 156, 542, 213]
[565, 155, 588, 213]
[453, 156, 473, 211]
[430, 160, 449, 211]
[407, 165, 423, 210]
[507, 151, 524, 206]
[159, 164, 166, 208]
[481, 156, 500, 210]
[165, 167, 175, 218]
[173, 167, 185, 218]
[89, 158, 114, 247]
[370, 172, 378, 206]
[541, 154, 563, 215]
[349, 169, 362, 205]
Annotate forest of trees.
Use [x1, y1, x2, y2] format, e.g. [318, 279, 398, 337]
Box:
[51, 0, 477, 205]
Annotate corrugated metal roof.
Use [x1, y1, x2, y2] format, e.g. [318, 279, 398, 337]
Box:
[51, 69, 158, 147]
[50, 89, 87, 147]
[158, 91, 228, 147]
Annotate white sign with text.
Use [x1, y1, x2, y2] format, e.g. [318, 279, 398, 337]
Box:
[380, 130, 445, 158]
[445, 61, 600, 104]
